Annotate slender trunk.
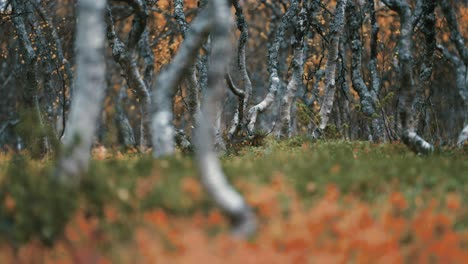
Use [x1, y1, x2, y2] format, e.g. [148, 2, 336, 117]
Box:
[384, 0, 433, 154]
[412, 0, 436, 133]
[106, 1, 151, 150]
[174, 0, 200, 128]
[11, 0, 50, 155]
[246, 0, 300, 134]
[56, 0, 107, 183]
[316, 0, 347, 135]
[278, 7, 306, 138]
[151, 10, 211, 157]
[195, 0, 256, 237]
[227, 0, 253, 138]
[115, 85, 136, 148]
[347, 1, 382, 141]
[439, 0, 468, 147]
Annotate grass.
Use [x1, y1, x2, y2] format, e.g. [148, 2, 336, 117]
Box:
[0, 138, 467, 245]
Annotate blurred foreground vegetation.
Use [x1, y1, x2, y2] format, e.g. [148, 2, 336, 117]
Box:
[0, 139, 467, 262]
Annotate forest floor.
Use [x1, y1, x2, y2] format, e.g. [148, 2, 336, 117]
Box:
[0, 138, 467, 263]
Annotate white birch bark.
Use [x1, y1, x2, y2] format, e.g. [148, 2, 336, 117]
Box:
[246, 0, 299, 134]
[347, 1, 383, 141]
[57, 0, 107, 182]
[316, 0, 347, 134]
[383, 0, 433, 154]
[278, 7, 306, 138]
[174, 0, 200, 128]
[151, 10, 211, 157]
[106, 2, 151, 150]
[195, 0, 256, 237]
[227, 0, 253, 139]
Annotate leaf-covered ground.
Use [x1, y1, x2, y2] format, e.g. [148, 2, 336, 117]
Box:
[0, 139, 467, 263]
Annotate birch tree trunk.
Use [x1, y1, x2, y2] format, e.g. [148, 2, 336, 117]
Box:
[316, 0, 347, 136]
[412, 0, 436, 136]
[439, 0, 468, 147]
[106, 1, 151, 151]
[278, 6, 306, 138]
[383, 0, 433, 154]
[174, 0, 200, 128]
[194, 0, 256, 237]
[246, 0, 299, 134]
[56, 0, 106, 183]
[10, 0, 52, 156]
[347, 1, 383, 141]
[227, 0, 253, 139]
[151, 8, 211, 157]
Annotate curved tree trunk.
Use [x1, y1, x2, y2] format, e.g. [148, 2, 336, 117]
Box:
[246, 0, 300, 134]
[194, 0, 256, 237]
[151, 9, 211, 157]
[106, 1, 151, 151]
[347, 1, 383, 141]
[439, 0, 468, 147]
[384, 0, 433, 154]
[227, 0, 253, 139]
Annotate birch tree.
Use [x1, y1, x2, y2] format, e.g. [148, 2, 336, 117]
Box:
[383, 0, 433, 154]
[56, 0, 107, 183]
[226, 0, 253, 139]
[150, 0, 256, 236]
[347, 0, 383, 141]
[106, 0, 151, 150]
[278, 6, 307, 138]
[438, 0, 468, 147]
[315, 0, 347, 137]
[195, 0, 256, 237]
[246, 0, 300, 134]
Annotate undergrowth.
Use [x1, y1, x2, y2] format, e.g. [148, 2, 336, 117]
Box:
[0, 138, 466, 262]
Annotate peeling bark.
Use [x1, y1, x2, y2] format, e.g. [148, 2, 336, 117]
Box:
[57, 0, 107, 183]
[317, 0, 347, 134]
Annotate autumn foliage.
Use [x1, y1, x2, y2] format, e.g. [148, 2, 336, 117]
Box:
[1, 172, 467, 263]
